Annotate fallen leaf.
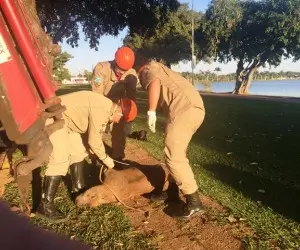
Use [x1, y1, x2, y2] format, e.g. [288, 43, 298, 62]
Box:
[257, 189, 266, 193]
[227, 215, 237, 223]
[142, 220, 149, 224]
[227, 152, 233, 155]
[250, 162, 258, 165]
[70, 235, 76, 240]
[239, 218, 247, 221]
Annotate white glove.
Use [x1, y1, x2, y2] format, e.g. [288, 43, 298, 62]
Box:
[101, 155, 115, 169]
[147, 110, 156, 133]
[124, 122, 132, 137]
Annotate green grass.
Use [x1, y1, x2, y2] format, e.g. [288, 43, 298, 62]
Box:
[133, 91, 300, 249]
[2, 85, 155, 250]
[56, 84, 91, 95]
[3, 85, 300, 249]
[3, 181, 154, 250]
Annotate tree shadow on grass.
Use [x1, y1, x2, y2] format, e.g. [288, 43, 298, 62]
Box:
[202, 163, 300, 222]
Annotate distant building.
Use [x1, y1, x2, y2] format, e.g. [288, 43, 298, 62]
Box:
[62, 76, 89, 85]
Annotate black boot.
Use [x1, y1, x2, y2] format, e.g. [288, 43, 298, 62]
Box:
[36, 176, 67, 222]
[70, 161, 85, 194]
[150, 182, 181, 203]
[177, 191, 205, 220]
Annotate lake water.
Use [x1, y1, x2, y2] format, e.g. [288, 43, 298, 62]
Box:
[196, 79, 300, 97]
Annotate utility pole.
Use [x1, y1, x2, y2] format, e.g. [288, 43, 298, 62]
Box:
[91, 64, 94, 84]
[191, 0, 195, 86]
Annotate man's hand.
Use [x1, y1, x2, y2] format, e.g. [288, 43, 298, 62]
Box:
[101, 155, 115, 169]
[147, 111, 156, 133]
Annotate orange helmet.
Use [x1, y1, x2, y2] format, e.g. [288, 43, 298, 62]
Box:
[115, 47, 135, 70]
[120, 98, 138, 122]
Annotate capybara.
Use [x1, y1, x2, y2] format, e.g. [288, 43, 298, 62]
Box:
[75, 164, 170, 208]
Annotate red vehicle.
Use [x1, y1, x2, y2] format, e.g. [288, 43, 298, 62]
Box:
[0, 0, 65, 213]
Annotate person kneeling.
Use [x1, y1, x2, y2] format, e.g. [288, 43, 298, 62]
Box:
[36, 91, 137, 222]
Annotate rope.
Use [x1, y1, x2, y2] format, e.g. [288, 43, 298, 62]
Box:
[103, 183, 145, 213]
[98, 165, 145, 213]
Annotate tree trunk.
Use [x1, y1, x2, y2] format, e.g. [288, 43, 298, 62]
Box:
[232, 60, 257, 95]
[232, 60, 244, 94]
[22, 0, 60, 72]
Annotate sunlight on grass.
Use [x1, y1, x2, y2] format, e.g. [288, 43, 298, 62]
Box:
[3, 182, 154, 249]
[3, 86, 300, 249]
[132, 91, 300, 249]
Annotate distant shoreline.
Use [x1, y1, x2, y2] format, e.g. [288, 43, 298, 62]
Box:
[196, 78, 300, 84]
[199, 91, 300, 104]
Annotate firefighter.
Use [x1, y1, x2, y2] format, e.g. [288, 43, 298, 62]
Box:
[36, 91, 137, 222]
[138, 60, 206, 220]
[91, 47, 138, 166]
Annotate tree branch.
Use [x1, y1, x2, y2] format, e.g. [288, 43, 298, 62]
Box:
[53, 18, 79, 43]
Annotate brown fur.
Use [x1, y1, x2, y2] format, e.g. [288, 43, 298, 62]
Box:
[75, 165, 170, 208]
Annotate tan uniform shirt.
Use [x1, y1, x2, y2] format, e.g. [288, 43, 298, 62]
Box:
[140, 61, 205, 119]
[60, 91, 113, 160]
[91, 61, 138, 101]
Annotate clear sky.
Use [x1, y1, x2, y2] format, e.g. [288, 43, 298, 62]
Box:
[61, 0, 300, 75]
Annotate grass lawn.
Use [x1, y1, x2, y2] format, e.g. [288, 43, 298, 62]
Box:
[3, 85, 300, 249]
[133, 90, 300, 249]
[3, 85, 154, 250]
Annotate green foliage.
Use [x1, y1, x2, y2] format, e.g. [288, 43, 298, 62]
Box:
[83, 70, 92, 82]
[53, 51, 73, 83]
[214, 67, 221, 72]
[36, 0, 179, 50]
[182, 70, 300, 83]
[124, 4, 202, 66]
[198, 0, 300, 93]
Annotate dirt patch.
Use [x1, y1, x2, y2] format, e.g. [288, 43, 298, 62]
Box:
[121, 143, 252, 250]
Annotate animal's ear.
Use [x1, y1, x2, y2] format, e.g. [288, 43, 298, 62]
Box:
[139, 130, 147, 141]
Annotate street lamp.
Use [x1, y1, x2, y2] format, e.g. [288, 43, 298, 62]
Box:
[191, 0, 195, 86]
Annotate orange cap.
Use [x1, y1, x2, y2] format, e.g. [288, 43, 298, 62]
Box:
[120, 98, 138, 122]
[115, 47, 135, 70]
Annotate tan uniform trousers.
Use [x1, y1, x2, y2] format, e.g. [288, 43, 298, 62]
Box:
[111, 119, 127, 159]
[164, 107, 205, 195]
[45, 121, 88, 176]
